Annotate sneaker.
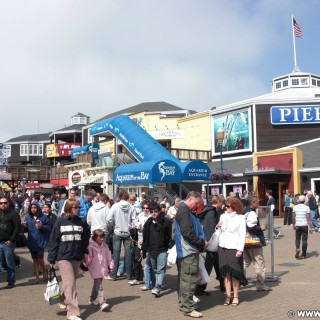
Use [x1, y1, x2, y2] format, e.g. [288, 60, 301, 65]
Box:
[140, 286, 151, 291]
[59, 302, 67, 310]
[128, 279, 141, 285]
[295, 249, 300, 259]
[151, 289, 160, 297]
[193, 295, 200, 303]
[89, 299, 99, 306]
[106, 275, 115, 281]
[100, 302, 110, 311]
[184, 310, 203, 318]
[5, 283, 14, 289]
[275, 231, 280, 239]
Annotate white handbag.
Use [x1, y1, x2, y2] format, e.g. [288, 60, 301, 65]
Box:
[44, 268, 60, 305]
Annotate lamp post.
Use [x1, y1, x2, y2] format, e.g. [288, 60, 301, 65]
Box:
[57, 162, 61, 191]
[216, 128, 225, 196]
[111, 152, 116, 199]
[22, 177, 26, 195]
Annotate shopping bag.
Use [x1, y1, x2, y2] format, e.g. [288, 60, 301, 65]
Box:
[44, 268, 60, 305]
[167, 245, 177, 266]
[245, 232, 262, 247]
[197, 257, 210, 285]
[207, 228, 221, 252]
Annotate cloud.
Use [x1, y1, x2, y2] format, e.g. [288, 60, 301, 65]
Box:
[0, 0, 319, 142]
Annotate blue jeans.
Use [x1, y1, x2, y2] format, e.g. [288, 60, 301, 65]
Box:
[144, 252, 155, 288]
[109, 234, 132, 279]
[0, 242, 16, 284]
[149, 251, 167, 293]
[310, 210, 320, 230]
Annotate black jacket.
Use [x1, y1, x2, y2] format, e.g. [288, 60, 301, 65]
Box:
[0, 207, 21, 243]
[198, 205, 220, 241]
[47, 215, 90, 264]
[142, 213, 172, 256]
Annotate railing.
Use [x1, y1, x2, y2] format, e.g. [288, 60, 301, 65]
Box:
[4, 165, 51, 181]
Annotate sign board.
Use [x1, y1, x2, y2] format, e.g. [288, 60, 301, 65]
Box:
[46, 143, 81, 158]
[71, 172, 81, 185]
[271, 105, 320, 125]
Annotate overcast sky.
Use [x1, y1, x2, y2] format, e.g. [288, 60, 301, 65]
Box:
[1, 0, 319, 142]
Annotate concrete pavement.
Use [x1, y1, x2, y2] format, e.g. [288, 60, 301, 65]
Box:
[0, 218, 319, 320]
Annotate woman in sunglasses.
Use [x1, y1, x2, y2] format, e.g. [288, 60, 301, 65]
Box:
[47, 198, 90, 320]
[216, 197, 247, 307]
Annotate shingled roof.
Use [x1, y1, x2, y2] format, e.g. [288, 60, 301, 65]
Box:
[96, 101, 196, 122]
[5, 133, 50, 143]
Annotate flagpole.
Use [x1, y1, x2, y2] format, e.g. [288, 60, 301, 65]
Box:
[292, 14, 299, 72]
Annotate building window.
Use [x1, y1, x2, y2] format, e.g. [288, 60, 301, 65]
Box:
[20, 144, 28, 156]
[283, 80, 288, 87]
[4, 145, 11, 157]
[275, 82, 281, 89]
[312, 79, 317, 86]
[301, 78, 308, 86]
[20, 144, 43, 156]
[292, 78, 299, 86]
[88, 131, 93, 143]
[80, 117, 86, 124]
[317, 80, 320, 87]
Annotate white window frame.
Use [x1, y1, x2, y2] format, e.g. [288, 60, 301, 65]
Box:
[20, 144, 28, 156]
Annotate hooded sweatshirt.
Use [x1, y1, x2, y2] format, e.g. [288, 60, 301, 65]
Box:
[86, 238, 114, 279]
[24, 202, 51, 251]
[86, 202, 110, 234]
[106, 200, 136, 237]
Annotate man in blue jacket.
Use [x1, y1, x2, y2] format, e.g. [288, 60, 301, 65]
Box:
[175, 191, 208, 318]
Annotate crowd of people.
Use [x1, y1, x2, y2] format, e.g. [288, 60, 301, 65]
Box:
[0, 187, 319, 319]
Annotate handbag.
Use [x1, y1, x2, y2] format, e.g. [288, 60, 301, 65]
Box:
[16, 230, 27, 248]
[207, 228, 221, 252]
[44, 268, 60, 305]
[197, 256, 210, 285]
[167, 245, 177, 266]
[245, 232, 262, 247]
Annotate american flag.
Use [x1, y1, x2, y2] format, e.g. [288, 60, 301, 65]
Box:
[293, 18, 302, 37]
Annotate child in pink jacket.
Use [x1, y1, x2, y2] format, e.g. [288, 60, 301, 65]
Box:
[85, 229, 114, 311]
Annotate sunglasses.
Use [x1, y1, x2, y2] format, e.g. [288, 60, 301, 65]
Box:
[72, 206, 79, 209]
[225, 204, 232, 208]
[150, 210, 158, 213]
[0, 202, 8, 205]
[143, 207, 149, 210]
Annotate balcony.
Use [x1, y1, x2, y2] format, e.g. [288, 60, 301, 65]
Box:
[5, 165, 51, 181]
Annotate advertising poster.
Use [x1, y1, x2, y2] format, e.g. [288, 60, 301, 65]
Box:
[212, 108, 252, 156]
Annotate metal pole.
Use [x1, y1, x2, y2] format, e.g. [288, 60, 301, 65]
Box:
[220, 143, 224, 196]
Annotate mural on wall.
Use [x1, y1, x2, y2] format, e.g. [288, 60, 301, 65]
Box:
[212, 107, 252, 156]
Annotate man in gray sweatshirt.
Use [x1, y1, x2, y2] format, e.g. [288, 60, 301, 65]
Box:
[106, 190, 136, 280]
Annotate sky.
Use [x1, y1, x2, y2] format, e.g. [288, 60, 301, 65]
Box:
[1, 0, 320, 142]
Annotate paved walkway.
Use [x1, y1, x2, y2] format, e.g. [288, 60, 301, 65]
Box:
[0, 218, 319, 320]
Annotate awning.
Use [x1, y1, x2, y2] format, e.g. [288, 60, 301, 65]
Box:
[243, 169, 292, 177]
[25, 183, 56, 189]
[77, 175, 104, 186]
[179, 160, 211, 181]
[0, 171, 12, 180]
[114, 159, 182, 184]
[71, 144, 100, 159]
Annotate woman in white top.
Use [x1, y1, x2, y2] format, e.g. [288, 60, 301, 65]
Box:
[217, 197, 247, 307]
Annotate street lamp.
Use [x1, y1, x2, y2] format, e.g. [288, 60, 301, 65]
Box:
[216, 128, 225, 196]
[57, 162, 61, 191]
[111, 152, 116, 199]
[22, 178, 26, 195]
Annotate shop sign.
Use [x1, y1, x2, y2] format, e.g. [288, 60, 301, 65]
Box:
[271, 105, 320, 125]
[71, 172, 81, 185]
[149, 130, 184, 139]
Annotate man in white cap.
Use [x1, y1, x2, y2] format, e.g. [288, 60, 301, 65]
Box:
[292, 195, 312, 259]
